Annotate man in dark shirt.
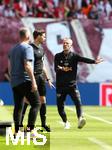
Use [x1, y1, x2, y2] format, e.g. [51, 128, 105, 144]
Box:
[54, 38, 103, 129]
[8, 27, 40, 135]
[20, 29, 53, 132]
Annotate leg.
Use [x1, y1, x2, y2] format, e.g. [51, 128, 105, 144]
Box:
[12, 85, 24, 133]
[19, 98, 29, 126]
[25, 82, 40, 131]
[56, 89, 67, 123]
[40, 96, 46, 127]
[69, 87, 86, 129]
[69, 88, 83, 119]
[39, 96, 50, 132]
[37, 74, 50, 132]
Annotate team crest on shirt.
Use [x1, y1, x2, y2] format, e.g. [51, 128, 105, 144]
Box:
[64, 62, 69, 66]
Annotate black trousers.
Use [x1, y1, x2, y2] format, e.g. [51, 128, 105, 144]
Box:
[35, 73, 46, 96]
[56, 86, 82, 123]
[32, 73, 47, 126]
[12, 81, 40, 133]
[20, 73, 48, 127]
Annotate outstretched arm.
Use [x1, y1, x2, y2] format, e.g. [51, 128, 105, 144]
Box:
[76, 54, 103, 64]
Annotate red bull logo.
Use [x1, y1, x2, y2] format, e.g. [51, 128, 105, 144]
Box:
[100, 83, 112, 106]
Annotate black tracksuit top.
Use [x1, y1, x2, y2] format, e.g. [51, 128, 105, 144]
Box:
[54, 51, 96, 88]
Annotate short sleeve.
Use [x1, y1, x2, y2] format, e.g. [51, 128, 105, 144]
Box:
[23, 46, 34, 62]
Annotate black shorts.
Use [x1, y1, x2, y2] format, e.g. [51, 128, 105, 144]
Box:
[35, 73, 46, 96]
[56, 86, 81, 103]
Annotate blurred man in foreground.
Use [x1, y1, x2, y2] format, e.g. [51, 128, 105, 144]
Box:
[8, 27, 40, 136]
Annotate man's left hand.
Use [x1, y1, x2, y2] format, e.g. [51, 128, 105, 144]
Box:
[47, 80, 55, 89]
[95, 57, 104, 64]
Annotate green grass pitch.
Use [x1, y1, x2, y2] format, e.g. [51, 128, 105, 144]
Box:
[0, 106, 112, 150]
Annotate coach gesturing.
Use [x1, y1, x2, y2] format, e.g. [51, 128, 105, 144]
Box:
[54, 38, 103, 129]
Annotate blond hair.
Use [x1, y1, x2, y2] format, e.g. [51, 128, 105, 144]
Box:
[63, 38, 73, 45]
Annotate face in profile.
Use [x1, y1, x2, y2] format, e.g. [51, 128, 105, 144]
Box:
[39, 33, 46, 44]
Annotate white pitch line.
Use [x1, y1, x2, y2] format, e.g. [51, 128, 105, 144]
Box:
[85, 113, 112, 125]
[65, 106, 112, 125]
[88, 137, 112, 150]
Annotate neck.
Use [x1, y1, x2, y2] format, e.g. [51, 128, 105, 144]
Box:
[34, 40, 41, 46]
[20, 40, 29, 44]
[63, 50, 70, 55]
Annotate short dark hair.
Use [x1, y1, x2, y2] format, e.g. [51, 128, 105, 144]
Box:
[19, 27, 30, 39]
[33, 29, 45, 39]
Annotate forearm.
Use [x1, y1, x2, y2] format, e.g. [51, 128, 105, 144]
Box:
[24, 62, 36, 84]
[83, 58, 95, 64]
[4, 74, 10, 81]
[78, 56, 96, 64]
[43, 66, 54, 88]
[43, 67, 50, 81]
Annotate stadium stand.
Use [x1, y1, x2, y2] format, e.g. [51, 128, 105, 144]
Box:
[0, 0, 112, 20]
[0, 16, 23, 81]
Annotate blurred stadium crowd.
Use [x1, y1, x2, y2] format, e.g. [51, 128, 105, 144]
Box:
[0, 0, 112, 20]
